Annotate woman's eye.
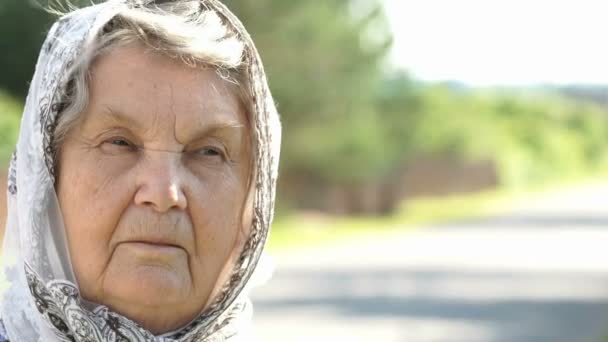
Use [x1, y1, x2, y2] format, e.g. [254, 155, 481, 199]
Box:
[189, 147, 226, 165]
[199, 147, 222, 157]
[185, 145, 228, 167]
[100, 137, 138, 154]
[110, 139, 132, 147]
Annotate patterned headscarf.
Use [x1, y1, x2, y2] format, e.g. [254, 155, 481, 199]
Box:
[0, 1, 281, 340]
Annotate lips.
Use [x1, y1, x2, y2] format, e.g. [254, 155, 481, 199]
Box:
[118, 236, 186, 252]
[129, 240, 182, 248]
[117, 241, 187, 259]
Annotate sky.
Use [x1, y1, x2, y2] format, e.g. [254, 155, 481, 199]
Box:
[382, 0, 608, 86]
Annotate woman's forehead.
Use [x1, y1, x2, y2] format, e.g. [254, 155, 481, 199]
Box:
[83, 44, 249, 137]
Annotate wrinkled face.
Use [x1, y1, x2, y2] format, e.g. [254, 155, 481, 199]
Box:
[57, 44, 252, 330]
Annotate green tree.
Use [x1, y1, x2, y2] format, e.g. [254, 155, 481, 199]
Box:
[223, 0, 393, 184]
[0, 0, 54, 97]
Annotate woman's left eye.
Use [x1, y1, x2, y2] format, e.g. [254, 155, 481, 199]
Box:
[186, 145, 228, 166]
[110, 139, 132, 147]
[99, 136, 138, 154]
[199, 147, 223, 157]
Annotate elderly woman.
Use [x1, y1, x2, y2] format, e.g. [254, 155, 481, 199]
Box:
[0, 0, 280, 341]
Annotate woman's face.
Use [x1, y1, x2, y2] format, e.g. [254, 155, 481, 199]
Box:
[56, 45, 252, 333]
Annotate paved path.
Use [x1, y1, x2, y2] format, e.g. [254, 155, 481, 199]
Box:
[251, 182, 608, 342]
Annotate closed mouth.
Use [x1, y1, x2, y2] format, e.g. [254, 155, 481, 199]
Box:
[124, 241, 183, 249]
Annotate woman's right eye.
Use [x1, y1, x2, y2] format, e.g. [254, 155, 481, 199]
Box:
[101, 137, 138, 153]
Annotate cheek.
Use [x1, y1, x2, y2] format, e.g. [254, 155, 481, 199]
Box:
[57, 148, 135, 296]
[188, 170, 248, 283]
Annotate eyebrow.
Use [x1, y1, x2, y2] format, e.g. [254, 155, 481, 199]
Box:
[99, 106, 143, 131]
[98, 106, 246, 137]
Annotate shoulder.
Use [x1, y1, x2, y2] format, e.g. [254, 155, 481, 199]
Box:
[0, 319, 9, 342]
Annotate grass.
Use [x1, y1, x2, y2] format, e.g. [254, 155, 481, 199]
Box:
[266, 173, 608, 253]
[267, 187, 514, 253]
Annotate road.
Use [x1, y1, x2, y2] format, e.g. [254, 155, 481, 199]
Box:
[250, 182, 608, 342]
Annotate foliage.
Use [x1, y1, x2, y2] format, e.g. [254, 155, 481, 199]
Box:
[0, 0, 55, 97]
[0, 0, 96, 96]
[223, 0, 393, 184]
[404, 86, 608, 187]
[0, 92, 22, 165]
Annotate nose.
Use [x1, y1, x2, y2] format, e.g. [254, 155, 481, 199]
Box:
[133, 151, 188, 212]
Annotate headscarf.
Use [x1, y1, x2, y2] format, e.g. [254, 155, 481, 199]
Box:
[0, 1, 281, 341]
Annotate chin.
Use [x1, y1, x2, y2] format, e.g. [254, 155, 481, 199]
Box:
[103, 264, 194, 308]
[94, 264, 205, 334]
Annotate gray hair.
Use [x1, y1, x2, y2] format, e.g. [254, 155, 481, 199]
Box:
[54, 1, 251, 153]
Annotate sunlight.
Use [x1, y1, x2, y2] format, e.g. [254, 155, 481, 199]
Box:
[384, 0, 608, 85]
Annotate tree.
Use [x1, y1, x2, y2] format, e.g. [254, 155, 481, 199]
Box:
[0, 0, 55, 97]
[223, 0, 393, 184]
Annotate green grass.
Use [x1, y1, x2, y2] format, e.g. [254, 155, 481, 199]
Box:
[267, 188, 515, 252]
[266, 174, 608, 253]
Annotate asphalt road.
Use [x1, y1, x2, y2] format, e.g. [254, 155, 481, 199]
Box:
[251, 182, 608, 342]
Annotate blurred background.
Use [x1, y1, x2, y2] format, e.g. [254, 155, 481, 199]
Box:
[2, 0, 608, 341]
